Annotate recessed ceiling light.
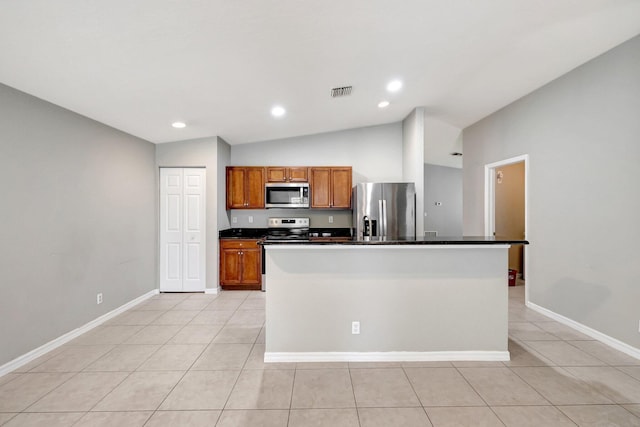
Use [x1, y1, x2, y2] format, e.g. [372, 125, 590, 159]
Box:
[378, 101, 390, 108]
[171, 121, 186, 128]
[386, 80, 403, 92]
[271, 106, 286, 118]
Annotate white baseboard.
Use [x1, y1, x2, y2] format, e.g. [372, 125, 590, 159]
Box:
[264, 351, 510, 363]
[527, 301, 640, 360]
[204, 287, 220, 294]
[0, 288, 159, 377]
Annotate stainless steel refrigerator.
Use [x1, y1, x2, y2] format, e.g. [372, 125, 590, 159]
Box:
[352, 182, 416, 239]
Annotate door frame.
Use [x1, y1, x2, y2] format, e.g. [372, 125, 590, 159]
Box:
[484, 154, 529, 301]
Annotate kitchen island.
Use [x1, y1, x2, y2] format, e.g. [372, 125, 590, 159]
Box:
[262, 236, 528, 363]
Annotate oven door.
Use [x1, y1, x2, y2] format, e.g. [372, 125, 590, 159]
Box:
[265, 183, 309, 208]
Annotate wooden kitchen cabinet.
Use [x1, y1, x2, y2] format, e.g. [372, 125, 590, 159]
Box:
[219, 239, 261, 290]
[226, 167, 265, 209]
[266, 167, 308, 183]
[309, 167, 352, 209]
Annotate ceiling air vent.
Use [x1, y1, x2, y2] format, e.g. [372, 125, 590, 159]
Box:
[331, 86, 352, 97]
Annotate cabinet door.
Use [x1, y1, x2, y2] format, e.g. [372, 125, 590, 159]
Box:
[288, 167, 308, 182]
[226, 167, 246, 209]
[245, 167, 265, 208]
[220, 248, 242, 284]
[310, 167, 331, 208]
[331, 167, 352, 209]
[240, 249, 261, 285]
[266, 167, 287, 183]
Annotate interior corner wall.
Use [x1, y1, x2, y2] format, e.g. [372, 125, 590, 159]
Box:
[463, 35, 640, 349]
[402, 107, 425, 236]
[0, 83, 157, 366]
[155, 138, 219, 291]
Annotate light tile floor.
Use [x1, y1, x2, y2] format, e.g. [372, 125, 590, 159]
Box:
[1, 285, 640, 426]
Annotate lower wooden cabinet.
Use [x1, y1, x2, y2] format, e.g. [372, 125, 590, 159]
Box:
[219, 239, 262, 290]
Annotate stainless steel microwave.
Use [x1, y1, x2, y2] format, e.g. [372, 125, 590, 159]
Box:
[265, 183, 310, 208]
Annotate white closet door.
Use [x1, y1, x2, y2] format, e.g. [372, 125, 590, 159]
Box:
[182, 168, 206, 291]
[160, 168, 206, 292]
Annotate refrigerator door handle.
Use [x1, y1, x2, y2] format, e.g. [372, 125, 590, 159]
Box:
[378, 199, 383, 237]
[382, 199, 387, 237]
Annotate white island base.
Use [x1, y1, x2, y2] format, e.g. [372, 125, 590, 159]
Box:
[264, 244, 511, 363]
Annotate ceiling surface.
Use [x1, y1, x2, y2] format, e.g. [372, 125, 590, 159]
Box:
[1, 0, 639, 145]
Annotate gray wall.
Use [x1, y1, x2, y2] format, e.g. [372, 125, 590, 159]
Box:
[424, 163, 462, 236]
[0, 83, 157, 366]
[229, 122, 403, 228]
[231, 122, 403, 183]
[463, 35, 640, 349]
[217, 138, 232, 231]
[156, 137, 222, 291]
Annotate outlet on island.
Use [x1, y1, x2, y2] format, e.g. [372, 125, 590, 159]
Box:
[352, 321, 360, 335]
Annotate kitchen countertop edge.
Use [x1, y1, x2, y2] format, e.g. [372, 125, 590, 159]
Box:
[260, 236, 529, 246]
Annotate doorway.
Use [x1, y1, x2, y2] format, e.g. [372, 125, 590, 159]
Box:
[485, 155, 528, 300]
[159, 168, 206, 292]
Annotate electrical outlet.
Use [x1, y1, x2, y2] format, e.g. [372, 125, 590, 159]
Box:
[96, 293, 103, 305]
[232, 216, 238, 223]
[328, 216, 334, 224]
[352, 321, 360, 335]
[248, 216, 253, 223]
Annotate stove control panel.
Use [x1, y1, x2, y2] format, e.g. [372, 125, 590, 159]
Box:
[268, 217, 309, 228]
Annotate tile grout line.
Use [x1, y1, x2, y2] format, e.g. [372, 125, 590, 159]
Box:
[347, 366, 362, 427]
[400, 365, 434, 425]
[451, 365, 508, 426]
[286, 360, 297, 427]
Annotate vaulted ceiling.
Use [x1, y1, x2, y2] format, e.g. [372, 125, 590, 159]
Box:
[1, 0, 639, 145]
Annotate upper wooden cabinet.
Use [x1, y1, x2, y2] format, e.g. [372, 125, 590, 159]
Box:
[226, 167, 265, 209]
[309, 167, 352, 209]
[266, 167, 308, 183]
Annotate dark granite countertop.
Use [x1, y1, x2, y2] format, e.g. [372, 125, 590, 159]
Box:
[218, 228, 353, 239]
[218, 228, 267, 239]
[261, 235, 529, 246]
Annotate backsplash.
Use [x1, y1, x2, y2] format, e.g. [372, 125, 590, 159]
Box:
[228, 209, 352, 228]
